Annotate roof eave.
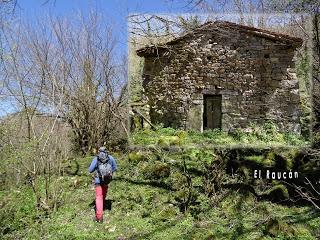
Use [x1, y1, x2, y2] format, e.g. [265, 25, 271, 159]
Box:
[136, 46, 168, 57]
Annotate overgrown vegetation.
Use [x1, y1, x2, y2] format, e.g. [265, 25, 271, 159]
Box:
[1, 149, 320, 239]
[0, 1, 319, 239]
[130, 122, 309, 147]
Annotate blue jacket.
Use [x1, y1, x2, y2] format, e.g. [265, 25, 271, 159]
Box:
[89, 154, 117, 184]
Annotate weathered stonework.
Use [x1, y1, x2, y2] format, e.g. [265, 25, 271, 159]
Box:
[134, 21, 303, 133]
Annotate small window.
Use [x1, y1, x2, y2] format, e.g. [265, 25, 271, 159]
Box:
[264, 54, 270, 58]
[207, 56, 213, 61]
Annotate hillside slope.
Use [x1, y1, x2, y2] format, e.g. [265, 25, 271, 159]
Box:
[1, 152, 319, 240]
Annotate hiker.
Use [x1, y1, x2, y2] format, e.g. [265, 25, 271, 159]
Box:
[89, 146, 117, 223]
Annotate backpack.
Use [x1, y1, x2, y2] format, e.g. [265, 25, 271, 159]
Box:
[96, 152, 113, 183]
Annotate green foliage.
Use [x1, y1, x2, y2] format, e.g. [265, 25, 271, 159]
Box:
[296, 46, 312, 139]
[0, 187, 37, 236]
[246, 154, 274, 167]
[0, 139, 39, 187]
[284, 132, 305, 146]
[312, 132, 320, 148]
[131, 123, 307, 147]
[296, 48, 311, 92]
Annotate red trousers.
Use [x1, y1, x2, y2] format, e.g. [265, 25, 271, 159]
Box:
[95, 184, 108, 220]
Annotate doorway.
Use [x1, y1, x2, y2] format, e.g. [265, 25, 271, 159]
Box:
[203, 95, 222, 130]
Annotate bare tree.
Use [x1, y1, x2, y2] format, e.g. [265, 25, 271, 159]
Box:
[0, 0, 17, 20]
[40, 14, 128, 154]
[2, 13, 129, 154]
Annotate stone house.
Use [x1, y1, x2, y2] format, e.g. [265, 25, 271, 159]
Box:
[134, 21, 303, 132]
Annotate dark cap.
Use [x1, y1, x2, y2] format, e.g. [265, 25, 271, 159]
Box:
[98, 147, 106, 152]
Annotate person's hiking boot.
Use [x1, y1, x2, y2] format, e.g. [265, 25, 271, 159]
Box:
[93, 217, 103, 223]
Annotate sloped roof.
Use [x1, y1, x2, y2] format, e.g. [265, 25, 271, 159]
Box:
[136, 20, 303, 57]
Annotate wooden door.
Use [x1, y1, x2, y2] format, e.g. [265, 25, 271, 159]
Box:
[203, 95, 222, 130]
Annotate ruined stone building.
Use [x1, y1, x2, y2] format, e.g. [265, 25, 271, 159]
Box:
[134, 21, 303, 132]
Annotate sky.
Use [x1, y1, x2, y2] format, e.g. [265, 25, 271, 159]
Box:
[11, 0, 299, 55]
[16, 0, 192, 56]
[0, 0, 194, 117]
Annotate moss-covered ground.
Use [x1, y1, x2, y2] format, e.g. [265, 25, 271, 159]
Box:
[130, 125, 309, 148]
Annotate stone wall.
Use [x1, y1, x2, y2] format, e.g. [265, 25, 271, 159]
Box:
[140, 28, 302, 133]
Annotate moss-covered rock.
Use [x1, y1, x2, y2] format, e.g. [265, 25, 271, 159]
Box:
[141, 161, 171, 180]
[265, 151, 277, 167]
[158, 136, 181, 147]
[264, 218, 295, 237]
[128, 151, 149, 163]
[175, 130, 188, 141]
[266, 150, 289, 169]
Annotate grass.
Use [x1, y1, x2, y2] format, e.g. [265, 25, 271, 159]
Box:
[130, 123, 309, 148]
[1, 151, 320, 239]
